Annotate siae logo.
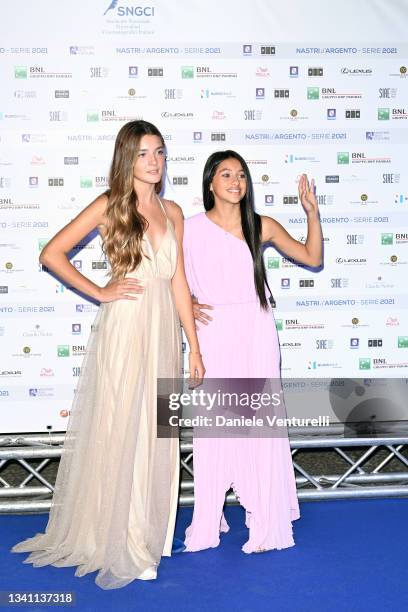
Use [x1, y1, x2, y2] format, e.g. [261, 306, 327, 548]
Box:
[316, 339, 334, 349]
[379, 87, 397, 98]
[383, 173, 400, 183]
[164, 88, 182, 100]
[49, 111, 67, 122]
[90, 67, 108, 78]
[244, 110, 262, 120]
[346, 234, 364, 245]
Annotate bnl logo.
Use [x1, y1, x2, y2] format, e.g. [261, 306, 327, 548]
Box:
[104, 2, 155, 16]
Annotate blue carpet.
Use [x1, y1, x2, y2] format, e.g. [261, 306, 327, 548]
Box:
[1, 500, 407, 612]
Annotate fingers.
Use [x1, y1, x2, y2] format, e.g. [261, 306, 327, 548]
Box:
[123, 286, 144, 294]
[188, 373, 204, 388]
[298, 174, 305, 196]
[122, 278, 144, 288]
[310, 178, 315, 194]
[298, 174, 316, 200]
[197, 304, 214, 320]
[193, 310, 213, 323]
[197, 365, 206, 379]
[188, 355, 206, 388]
[193, 302, 213, 311]
[119, 279, 144, 295]
[100, 277, 147, 302]
[193, 303, 214, 325]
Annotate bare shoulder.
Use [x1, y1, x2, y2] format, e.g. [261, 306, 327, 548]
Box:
[162, 198, 184, 224]
[89, 192, 109, 238]
[260, 214, 276, 224]
[93, 192, 109, 215]
[261, 215, 288, 242]
[260, 214, 281, 242]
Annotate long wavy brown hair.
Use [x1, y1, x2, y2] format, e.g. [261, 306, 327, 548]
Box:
[103, 120, 165, 278]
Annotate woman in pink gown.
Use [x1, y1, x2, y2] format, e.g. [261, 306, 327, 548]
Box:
[183, 150, 322, 553]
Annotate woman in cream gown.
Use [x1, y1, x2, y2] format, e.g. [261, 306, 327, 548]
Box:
[11, 120, 204, 589]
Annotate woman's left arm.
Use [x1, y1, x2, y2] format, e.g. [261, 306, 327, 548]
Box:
[167, 202, 205, 380]
[262, 174, 323, 267]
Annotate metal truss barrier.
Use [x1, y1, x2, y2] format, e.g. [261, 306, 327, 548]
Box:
[1, 427, 408, 513]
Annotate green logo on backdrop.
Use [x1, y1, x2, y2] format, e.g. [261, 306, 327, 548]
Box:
[57, 345, 70, 357]
[359, 358, 371, 370]
[267, 257, 280, 269]
[15, 66, 27, 79]
[378, 108, 390, 120]
[381, 233, 393, 245]
[80, 177, 93, 188]
[307, 87, 319, 100]
[337, 152, 349, 164]
[181, 66, 194, 79]
[398, 336, 408, 348]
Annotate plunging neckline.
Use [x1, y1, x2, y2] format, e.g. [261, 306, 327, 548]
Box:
[143, 198, 169, 257]
[144, 217, 169, 258]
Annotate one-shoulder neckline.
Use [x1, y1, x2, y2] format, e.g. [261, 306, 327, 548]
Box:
[203, 212, 247, 245]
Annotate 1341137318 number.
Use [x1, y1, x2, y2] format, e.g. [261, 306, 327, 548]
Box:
[0, 591, 76, 605]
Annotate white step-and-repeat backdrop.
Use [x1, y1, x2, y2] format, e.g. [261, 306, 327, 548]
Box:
[0, 0, 407, 431]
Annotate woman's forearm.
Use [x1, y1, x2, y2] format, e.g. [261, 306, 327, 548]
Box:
[172, 278, 201, 353]
[304, 210, 323, 266]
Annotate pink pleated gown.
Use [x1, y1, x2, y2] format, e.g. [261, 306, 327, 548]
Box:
[183, 212, 300, 553]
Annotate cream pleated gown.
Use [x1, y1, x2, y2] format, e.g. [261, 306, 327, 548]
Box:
[11, 199, 182, 589]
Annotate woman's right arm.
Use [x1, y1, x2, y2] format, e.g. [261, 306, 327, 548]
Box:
[40, 194, 142, 303]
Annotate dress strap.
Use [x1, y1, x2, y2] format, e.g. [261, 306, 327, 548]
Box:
[157, 196, 168, 219]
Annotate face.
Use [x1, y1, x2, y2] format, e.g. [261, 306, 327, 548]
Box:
[133, 134, 166, 185]
[210, 157, 247, 205]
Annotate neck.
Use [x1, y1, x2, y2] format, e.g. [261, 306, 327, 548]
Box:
[133, 180, 159, 207]
[207, 201, 241, 227]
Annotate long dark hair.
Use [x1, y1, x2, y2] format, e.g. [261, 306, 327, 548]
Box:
[203, 150, 272, 310]
[104, 120, 165, 278]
